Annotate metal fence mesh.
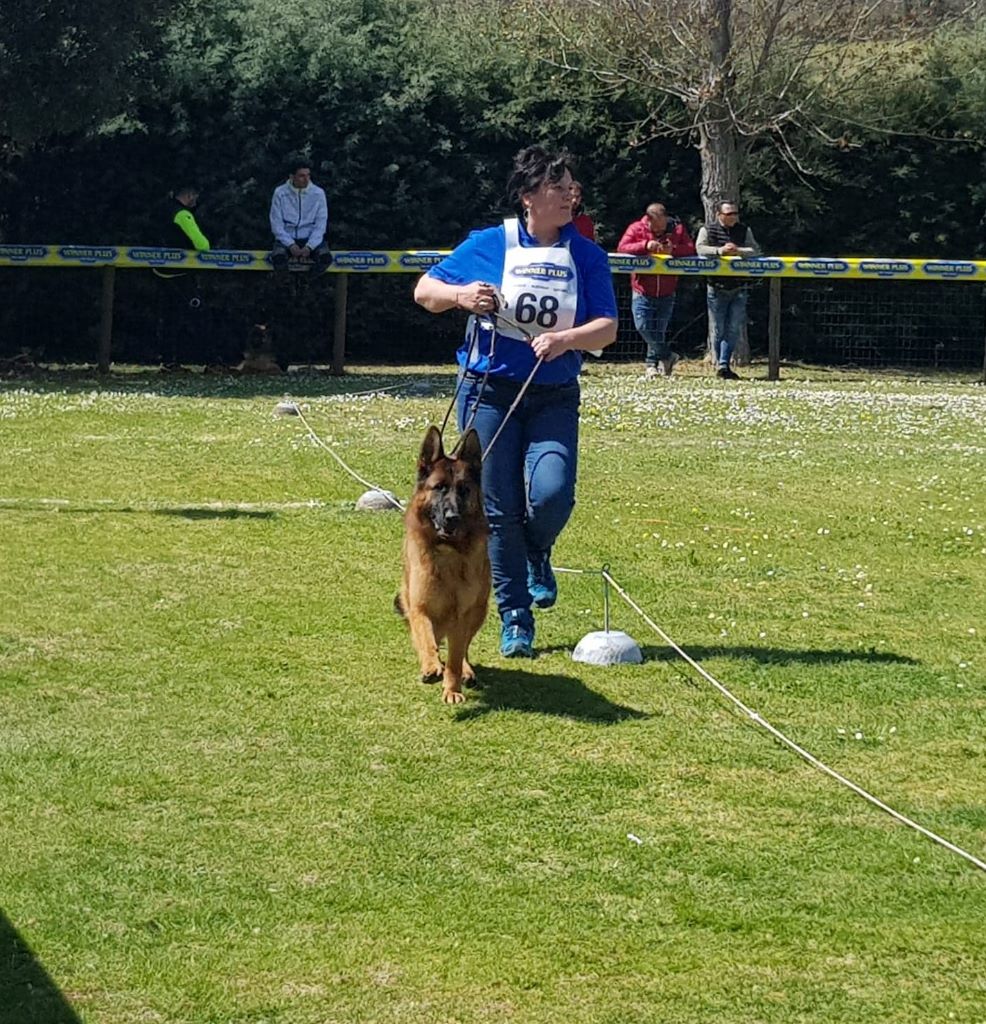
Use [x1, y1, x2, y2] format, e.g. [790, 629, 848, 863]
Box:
[1, 267, 984, 371]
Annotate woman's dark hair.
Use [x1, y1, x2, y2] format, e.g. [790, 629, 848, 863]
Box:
[506, 146, 574, 211]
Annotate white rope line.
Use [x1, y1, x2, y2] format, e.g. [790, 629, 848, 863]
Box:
[323, 382, 407, 399]
[320, 378, 448, 400]
[288, 403, 406, 511]
[288, 353, 542, 485]
[584, 566, 986, 874]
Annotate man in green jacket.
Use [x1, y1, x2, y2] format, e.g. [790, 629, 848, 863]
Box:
[157, 187, 211, 369]
[166, 187, 211, 251]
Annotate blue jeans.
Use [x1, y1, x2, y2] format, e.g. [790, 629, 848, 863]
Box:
[707, 286, 748, 368]
[631, 293, 676, 366]
[458, 374, 580, 618]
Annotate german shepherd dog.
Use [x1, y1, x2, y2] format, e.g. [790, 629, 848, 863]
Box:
[396, 426, 491, 704]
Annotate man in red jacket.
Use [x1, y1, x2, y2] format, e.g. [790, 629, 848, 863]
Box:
[617, 203, 696, 377]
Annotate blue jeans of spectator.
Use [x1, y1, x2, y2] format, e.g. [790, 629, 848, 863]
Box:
[458, 373, 580, 618]
[707, 286, 748, 368]
[631, 293, 676, 367]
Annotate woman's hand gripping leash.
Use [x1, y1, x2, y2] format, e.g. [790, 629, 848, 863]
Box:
[454, 282, 499, 316]
[472, 287, 573, 364]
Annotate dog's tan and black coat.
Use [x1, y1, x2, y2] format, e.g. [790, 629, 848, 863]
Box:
[397, 426, 490, 704]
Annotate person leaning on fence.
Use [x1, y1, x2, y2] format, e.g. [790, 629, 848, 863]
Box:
[155, 186, 210, 370]
[617, 202, 695, 379]
[269, 157, 332, 274]
[695, 200, 761, 380]
[413, 145, 618, 659]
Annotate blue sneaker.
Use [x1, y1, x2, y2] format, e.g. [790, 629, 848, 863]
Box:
[500, 609, 535, 658]
[526, 549, 557, 609]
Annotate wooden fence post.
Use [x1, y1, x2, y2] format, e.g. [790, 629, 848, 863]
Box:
[333, 273, 348, 375]
[98, 266, 116, 373]
[768, 277, 781, 381]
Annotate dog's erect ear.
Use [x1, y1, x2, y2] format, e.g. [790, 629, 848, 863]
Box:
[456, 428, 483, 475]
[417, 425, 445, 481]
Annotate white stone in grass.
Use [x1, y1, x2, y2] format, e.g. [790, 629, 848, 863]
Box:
[572, 630, 643, 666]
[274, 400, 299, 416]
[356, 489, 400, 511]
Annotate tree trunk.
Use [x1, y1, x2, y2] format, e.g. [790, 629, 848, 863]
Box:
[701, 117, 749, 366]
[697, 0, 739, 217]
[698, 0, 749, 364]
[698, 120, 739, 222]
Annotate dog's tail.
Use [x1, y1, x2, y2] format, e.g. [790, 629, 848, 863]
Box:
[393, 592, 407, 620]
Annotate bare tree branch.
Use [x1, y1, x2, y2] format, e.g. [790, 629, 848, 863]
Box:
[498, 0, 982, 211]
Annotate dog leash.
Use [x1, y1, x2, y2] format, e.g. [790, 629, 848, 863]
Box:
[440, 313, 494, 444]
[444, 303, 544, 463]
[479, 352, 545, 462]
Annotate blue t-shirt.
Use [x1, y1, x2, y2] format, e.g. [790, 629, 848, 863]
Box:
[427, 220, 617, 385]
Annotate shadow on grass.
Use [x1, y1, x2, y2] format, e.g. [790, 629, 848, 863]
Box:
[456, 665, 648, 724]
[152, 507, 275, 520]
[641, 644, 918, 666]
[0, 504, 275, 520]
[0, 910, 81, 1024]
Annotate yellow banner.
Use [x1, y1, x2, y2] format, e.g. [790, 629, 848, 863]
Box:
[1, 244, 984, 282]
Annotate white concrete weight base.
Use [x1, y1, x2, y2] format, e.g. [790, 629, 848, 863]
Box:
[571, 630, 643, 666]
[356, 489, 400, 511]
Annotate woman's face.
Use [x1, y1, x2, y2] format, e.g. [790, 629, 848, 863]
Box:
[570, 182, 583, 208]
[524, 171, 575, 229]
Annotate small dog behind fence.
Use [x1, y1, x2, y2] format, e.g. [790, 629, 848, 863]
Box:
[236, 323, 286, 374]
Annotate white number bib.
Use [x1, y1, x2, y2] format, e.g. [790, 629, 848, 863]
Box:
[496, 218, 578, 342]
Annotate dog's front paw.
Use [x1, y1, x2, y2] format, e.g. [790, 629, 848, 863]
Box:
[461, 661, 481, 688]
[441, 687, 466, 705]
[419, 664, 444, 684]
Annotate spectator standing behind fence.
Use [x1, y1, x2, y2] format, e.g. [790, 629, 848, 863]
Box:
[617, 203, 695, 378]
[570, 181, 596, 241]
[413, 146, 618, 659]
[269, 157, 332, 273]
[695, 200, 761, 380]
[155, 186, 210, 370]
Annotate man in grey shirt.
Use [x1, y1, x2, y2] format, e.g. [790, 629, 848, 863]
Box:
[695, 200, 761, 379]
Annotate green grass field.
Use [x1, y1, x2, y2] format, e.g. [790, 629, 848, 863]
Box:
[1, 363, 984, 1024]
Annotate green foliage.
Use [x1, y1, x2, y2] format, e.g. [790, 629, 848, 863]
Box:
[0, 0, 176, 144]
[1, 2, 986, 263]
